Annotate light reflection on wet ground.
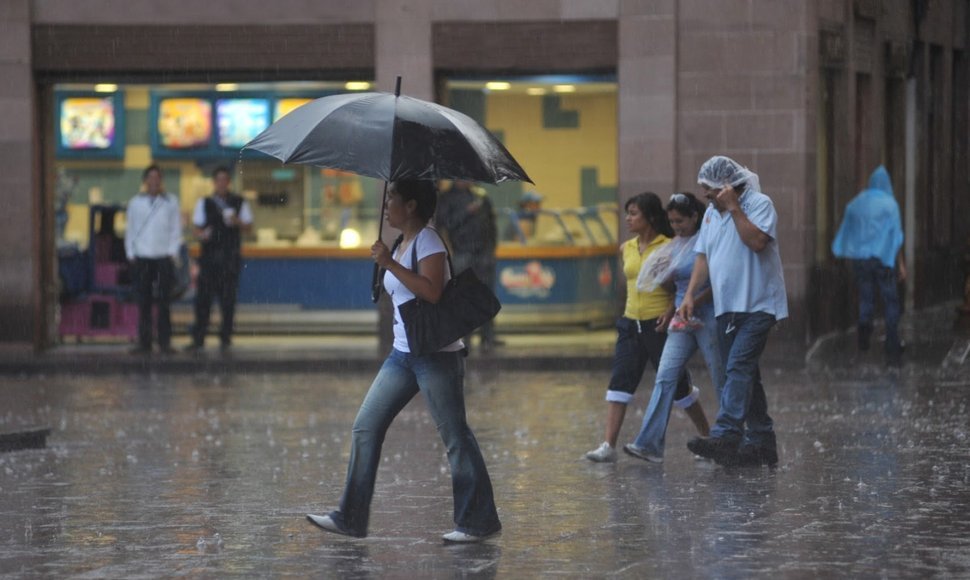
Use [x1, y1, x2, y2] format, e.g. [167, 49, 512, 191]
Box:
[1, 365, 969, 577]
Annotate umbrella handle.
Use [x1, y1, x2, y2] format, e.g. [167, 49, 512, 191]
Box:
[371, 263, 383, 304]
[371, 180, 390, 303]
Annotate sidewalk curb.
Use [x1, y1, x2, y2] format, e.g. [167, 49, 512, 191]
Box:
[0, 352, 618, 376]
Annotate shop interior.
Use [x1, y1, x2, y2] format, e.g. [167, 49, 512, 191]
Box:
[52, 75, 620, 337]
[54, 76, 618, 253]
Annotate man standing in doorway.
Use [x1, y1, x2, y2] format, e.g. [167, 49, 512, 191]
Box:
[185, 166, 253, 353]
[125, 164, 183, 355]
[831, 165, 906, 366]
[679, 156, 788, 467]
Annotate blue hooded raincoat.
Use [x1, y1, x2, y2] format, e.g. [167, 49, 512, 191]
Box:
[831, 166, 904, 269]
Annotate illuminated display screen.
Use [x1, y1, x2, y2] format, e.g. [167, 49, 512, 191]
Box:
[60, 97, 116, 150]
[216, 98, 271, 148]
[157, 98, 212, 149]
[275, 98, 313, 121]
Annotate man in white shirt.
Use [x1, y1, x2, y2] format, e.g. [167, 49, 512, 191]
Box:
[185, 166, 253, 352]
[124, 164, 183, 355]
[679, 156, 788, 467]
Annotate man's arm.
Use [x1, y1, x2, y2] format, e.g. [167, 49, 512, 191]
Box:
[717, 186, 772, 253]
[238, 200, 254, 235]
[124, 198, 138, 261]
[191, 198, 209, 241]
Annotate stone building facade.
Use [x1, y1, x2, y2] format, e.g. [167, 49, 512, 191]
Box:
[1, 0, 966, 347]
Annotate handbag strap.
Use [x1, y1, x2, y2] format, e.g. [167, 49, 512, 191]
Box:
[379, 228, 454, 299]
[407, 227, 455, 278]
[129, 193, 167, 249]
[376, 234, 405, 298]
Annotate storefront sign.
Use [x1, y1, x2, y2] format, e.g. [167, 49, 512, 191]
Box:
[500, 261, 556, 299]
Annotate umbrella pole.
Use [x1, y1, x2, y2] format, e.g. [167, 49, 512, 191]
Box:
[370, 180, 390, 303]
[371, 76, 402, 303]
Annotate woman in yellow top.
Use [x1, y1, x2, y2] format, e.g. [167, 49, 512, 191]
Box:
[586, 192, 710, 462]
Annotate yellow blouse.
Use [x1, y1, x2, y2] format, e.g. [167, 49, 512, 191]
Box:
[622, 235, 674, 320]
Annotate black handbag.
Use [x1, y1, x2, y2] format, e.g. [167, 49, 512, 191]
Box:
[395, 229, 501, 356]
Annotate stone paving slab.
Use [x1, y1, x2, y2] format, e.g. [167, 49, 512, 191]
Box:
[1, 361, 969, 577]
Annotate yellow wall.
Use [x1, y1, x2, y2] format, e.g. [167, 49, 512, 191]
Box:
[485, 92, 617, 209]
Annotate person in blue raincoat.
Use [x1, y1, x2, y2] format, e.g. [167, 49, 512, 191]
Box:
[831, 165, 907, 366]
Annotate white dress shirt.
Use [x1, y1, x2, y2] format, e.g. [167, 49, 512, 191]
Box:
[124, 192, 183, 260]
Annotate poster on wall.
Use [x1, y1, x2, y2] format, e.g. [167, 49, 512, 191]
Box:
[216, 98, 270, 149]
[157, 98, 212, 150]
[56, 92, 125, 159]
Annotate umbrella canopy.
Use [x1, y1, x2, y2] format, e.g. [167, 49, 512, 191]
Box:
[244, 91, 532, 185]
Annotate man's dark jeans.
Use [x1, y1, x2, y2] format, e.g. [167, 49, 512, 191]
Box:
[710, 312, 777, 449]
[851, 258, 902, 359]
[132, 257, 175, 349]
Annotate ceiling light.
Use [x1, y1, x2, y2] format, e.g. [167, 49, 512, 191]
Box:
[345, 81, 371, 91]
[216, 83, 238, 92]
[485, 81, 511, 91]
[526, 87, 547, 96]
[94, 84, 118, 93]
[553, 84, 576, 93]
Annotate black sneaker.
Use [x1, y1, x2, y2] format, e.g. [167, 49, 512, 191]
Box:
[736, 444, 778, 467]
[687, 436, 740, 466]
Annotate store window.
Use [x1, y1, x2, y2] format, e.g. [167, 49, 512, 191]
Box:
[440, 75, 619, 247]
[53, 81, 381, 253]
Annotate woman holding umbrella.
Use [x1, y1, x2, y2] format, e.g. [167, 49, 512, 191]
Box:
[307, 180, 501, 543]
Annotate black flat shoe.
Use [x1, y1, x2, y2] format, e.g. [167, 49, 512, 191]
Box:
[306, 513, 363, 538]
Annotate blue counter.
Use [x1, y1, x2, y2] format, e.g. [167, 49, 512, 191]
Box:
[195, 245, 620, 330]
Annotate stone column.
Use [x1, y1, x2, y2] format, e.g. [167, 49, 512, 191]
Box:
[0, 0, 37, 345]
[375, 0, 433, 100]
[373, 0, 434, 352]
[617, 0, 677, 201]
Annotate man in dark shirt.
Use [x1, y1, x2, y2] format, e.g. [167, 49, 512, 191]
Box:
[185, 166, 253, 352]
[436, 180, 502, 350]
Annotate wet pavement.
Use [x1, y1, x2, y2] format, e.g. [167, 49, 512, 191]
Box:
[2, 342, 970, 577]
[1, 302, 969, 577]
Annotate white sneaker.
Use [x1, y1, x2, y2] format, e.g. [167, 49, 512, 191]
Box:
[623, 443, 663, 463]
[442, 529, 500, 543]
[585, 442, 617, 463]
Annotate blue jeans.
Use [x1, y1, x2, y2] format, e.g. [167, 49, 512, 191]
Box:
[632, 306, 723, 457]
[329, 349, 500, 537]
[852, 258, 902, 357]
[710, 312, 777, 448]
